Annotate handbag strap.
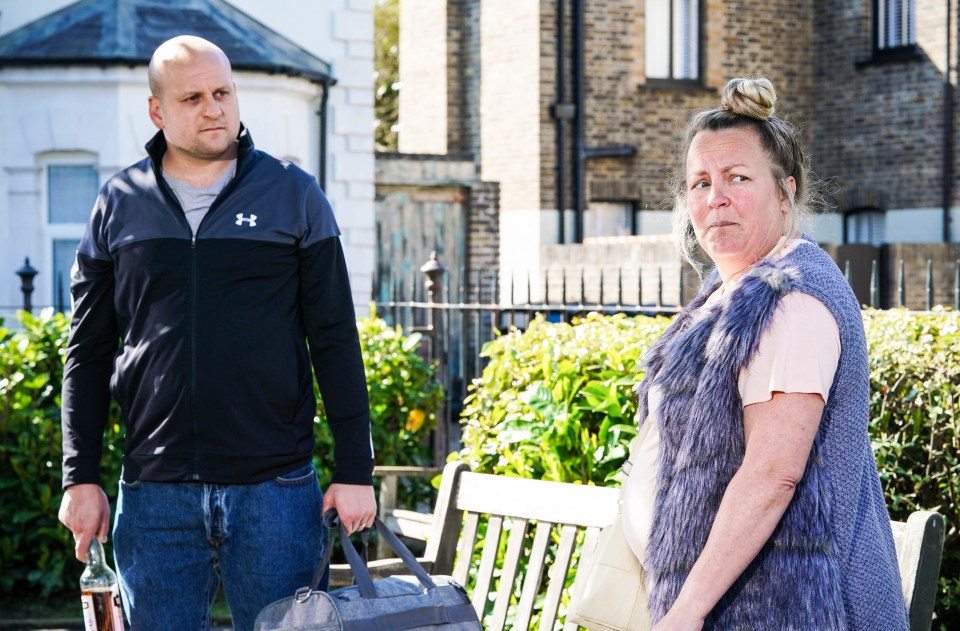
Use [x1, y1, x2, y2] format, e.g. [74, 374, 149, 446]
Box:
[337, 519, 380, 598]
[616, 422, 652, 506]
[369, 517, 437, 590]
[621, 421, 651, 478]
[317, 511, 438, 598]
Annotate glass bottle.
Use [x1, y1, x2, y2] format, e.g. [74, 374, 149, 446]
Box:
[79, 539, 126, 631]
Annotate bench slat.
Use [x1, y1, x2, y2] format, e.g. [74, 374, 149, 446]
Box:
[472, 515, 504, 616]
[892, 511, 946, 631]
[456, 472, 619, 527]
[454, 511, 481, 587]
[489, 518, 530, 631]
[540, 524, 579, 631]
[515, 521, 553, 630]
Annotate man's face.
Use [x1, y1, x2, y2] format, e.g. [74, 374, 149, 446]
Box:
[148, 50, 241, 162]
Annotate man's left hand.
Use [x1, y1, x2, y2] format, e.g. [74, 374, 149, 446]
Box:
[322, 483, 377, 535]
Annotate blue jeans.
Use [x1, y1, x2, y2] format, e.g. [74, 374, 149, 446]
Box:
[113, 463, 328, 631]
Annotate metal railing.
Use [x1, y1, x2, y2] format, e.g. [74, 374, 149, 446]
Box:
[374, 252, 960, 464]
[4, 252, 959, 453]
[374, 252, 687, 464]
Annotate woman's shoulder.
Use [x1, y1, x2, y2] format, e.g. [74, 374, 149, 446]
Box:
[777, 239, 860, 310]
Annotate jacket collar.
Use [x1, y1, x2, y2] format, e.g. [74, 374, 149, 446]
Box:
[144, 123, 254, 173]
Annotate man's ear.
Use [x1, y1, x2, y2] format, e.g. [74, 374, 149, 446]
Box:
[148, 96, 164, 130]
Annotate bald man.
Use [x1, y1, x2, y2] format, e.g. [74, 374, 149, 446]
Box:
[58, 35, 376, 631]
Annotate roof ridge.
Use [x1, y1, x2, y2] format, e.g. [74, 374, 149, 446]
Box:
[0, 0, 334, 84]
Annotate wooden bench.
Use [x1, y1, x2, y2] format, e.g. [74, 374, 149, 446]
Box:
[372, 465, 442, 559]
[334, 461, 945, 630]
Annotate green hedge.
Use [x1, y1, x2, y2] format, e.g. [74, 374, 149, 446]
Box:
[864, 309, 960, 626]
[3, 307, 957, 625]
[0, 308, 441, 598]
[0, 311, 75, 596]
[458, 310, 959, 629]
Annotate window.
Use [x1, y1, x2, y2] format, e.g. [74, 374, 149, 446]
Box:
[42, 159, 99, 310]
[646, 0, 700, 81]
[876, 0, 915, 51]
[49, 165, 98, 223]
[845, 208, 886, 246]
[52, 238, 81, 309]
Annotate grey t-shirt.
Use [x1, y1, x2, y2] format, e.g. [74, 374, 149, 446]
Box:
[163, 160, 237, 235]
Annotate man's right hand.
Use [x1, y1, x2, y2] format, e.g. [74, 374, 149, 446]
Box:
[58, 484, 111, 562]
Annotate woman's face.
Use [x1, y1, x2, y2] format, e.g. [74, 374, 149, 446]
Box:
[685, 128, 796, 279]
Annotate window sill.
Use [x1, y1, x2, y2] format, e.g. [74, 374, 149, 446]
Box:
[639, 78, 714, 93]
[855, 44, 924, 68]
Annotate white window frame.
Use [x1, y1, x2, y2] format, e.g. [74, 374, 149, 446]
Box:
[645, 0, 700, 82]
[876, 0, 916, 50]
[37, 152, 100, 310]
[845, 208, 886, 246]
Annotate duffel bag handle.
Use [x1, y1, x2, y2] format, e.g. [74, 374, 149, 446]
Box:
[321, 510, 437, 598]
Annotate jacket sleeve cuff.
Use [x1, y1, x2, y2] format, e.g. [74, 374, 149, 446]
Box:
[61, 457, 102, 489]
[330, 457, 375, 486]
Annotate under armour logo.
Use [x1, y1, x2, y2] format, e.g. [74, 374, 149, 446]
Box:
[236, 213, 258, 227]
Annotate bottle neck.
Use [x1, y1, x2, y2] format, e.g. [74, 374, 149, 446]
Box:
[80, 537, 118, 588]
[87, 539, 105, 566]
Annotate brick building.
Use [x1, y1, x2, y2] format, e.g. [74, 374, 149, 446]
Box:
[398, 0, 958, 308]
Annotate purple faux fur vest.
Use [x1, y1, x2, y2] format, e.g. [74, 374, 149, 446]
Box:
[635, 238, 907, 630]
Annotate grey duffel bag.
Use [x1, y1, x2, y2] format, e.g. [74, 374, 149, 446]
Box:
[254, 514, 481, 631]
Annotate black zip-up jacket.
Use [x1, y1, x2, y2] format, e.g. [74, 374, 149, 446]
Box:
[61, 127, 374, 488]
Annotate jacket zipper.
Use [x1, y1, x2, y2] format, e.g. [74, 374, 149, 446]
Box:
[187, 168, 241, 480]
[190, 234, 200, 480]
[154, 173, 204, 480]
[152, 144, 245, 481]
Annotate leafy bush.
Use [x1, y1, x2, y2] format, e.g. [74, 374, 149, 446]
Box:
[458, 309, 959, 629]
[864, 308, 960, 628]
[0, 309, 442, 600]
[459, 312, 670, 485]
[313, 311, 444, 510]
[456, 312, 670, 628]
[0, 309, 106, 597]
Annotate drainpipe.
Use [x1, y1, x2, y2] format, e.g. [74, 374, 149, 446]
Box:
[554, 0, 567, 244]
[945, 0, 954, 242]
[318, 77, 336, 192]
[569, 0, 637, 243]
[573, 0, 585, 243]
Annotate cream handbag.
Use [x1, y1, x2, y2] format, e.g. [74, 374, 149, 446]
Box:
[568, 429, 652, 631]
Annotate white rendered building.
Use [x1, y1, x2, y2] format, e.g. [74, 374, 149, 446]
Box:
[0, 0, 375, 322]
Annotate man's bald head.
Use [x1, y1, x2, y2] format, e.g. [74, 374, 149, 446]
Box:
[148, 36, 232, 100]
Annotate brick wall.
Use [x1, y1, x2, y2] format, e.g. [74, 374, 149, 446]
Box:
[402, 0, 816, 218]
[480, 0, 542, 213]
[398, 0, 959, 304]
[882, 243, 960, 310]
[401, 0, 959, 223]
[479, 0, 815, 223]
[813, 0, 957, 213]
[398, 0, 448, 153]
[467, 181, 501, 302]
[820, 242, 960, 310]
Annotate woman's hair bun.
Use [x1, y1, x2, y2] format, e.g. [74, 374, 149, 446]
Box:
[720, 77, 777, 120]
